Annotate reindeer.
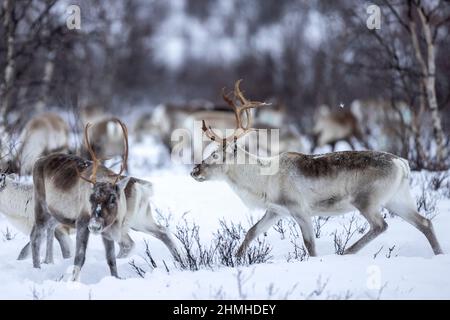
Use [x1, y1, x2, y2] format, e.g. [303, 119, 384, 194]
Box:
[135, 102, 236, 148]
[0, 171, 153, 262]
[80, 103, 110, 126]
[311, 105, 368, 152]
[2, 113, 69, 175]
[191, 80, 443, 258]
[81, 117, 129, 173]
[30, 119, 180, 280]
[0, 173, 72, 260]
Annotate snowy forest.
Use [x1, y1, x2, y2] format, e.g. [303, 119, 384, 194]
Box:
[0, 0, 449, 300]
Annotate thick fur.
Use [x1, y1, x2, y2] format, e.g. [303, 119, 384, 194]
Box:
[192, 146, 443, 257]
[0, 174, 72, 259]
[30, 153, 179, 280]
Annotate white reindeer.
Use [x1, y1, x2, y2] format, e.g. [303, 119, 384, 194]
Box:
[2, 113, 69, 175]
[191, 80, 443, 257]
[0, 173, 72, 260]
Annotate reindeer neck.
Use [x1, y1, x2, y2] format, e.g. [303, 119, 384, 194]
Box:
[0, 178, 34, 220]
[224, 161, 269, 203]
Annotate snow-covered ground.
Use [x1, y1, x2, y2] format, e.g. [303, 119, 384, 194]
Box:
[0, 139, 449, 300]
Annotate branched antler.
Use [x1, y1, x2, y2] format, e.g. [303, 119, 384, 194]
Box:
[112, 118, 129, 184]
[202, 79, 270, 144]
[79, 122, 100, 184]
[79, 118, 129, 185]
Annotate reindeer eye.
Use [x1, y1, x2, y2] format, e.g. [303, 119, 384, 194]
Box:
[212, 153, 220, 160]
[108, 195, 116, 205]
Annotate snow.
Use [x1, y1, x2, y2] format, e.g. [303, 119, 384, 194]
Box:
[0, 137, 449, 300]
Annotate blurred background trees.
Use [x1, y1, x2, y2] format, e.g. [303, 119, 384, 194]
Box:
[0, 0, 449, 168]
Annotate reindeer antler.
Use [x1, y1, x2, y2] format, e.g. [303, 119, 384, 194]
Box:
[79, 118, 129, 185]
[79, 122, 100, 184]
[202, 79, 270, 143]
[111, 118, 129, 184]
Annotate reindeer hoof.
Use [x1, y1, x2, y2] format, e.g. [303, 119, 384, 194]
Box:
[17, 252, 29, 261]
[236, 246, 246, 258]
[117, 250, 131, 259]
[62, 253, 72, 259]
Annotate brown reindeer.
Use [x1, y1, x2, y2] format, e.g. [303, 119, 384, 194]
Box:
[30, 119, 180, 280]
[311, 105, 368, 152]
[191, 80, 442, 258]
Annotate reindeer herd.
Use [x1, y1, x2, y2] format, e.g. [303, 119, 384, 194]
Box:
[0, 80, 443, 281]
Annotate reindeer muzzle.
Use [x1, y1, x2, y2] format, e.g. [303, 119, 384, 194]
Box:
[88, 218, 103, 234]
[190, 166, 205, 182]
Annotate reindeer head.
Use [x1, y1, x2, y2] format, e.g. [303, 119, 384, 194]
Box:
[87, 178, 130, 234]
[79, 118, 130, 234]
[191, 80, 269, 182]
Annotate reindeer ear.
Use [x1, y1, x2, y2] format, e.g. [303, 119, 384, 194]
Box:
[257, 158, 271, 168]
[116, 176, 131, 192]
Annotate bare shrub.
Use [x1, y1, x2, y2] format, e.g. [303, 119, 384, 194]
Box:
[446, 180, 450, 198]
[286, 219, 309, 262]
[428, 172, 449, 191]
[144, 218, 274, 274]
[287, 238, 309, 262]
[304, 276, 330, 300]
[313, 216, 330, 238]
[175, 219, 215, 271]
[333, 215, 360, 255]
[386, 245, 397, 258]
[154, 207, 173, 228]
[2, 227, 16, 241]
[273, 219, 286, 240]
[416, 183, 438, 220]
[214, 220, 272, 267]
[373, 246, 384, 259]
[128, 241, 160, 278]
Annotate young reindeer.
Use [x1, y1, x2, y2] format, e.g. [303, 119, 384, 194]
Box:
[31, 119, 180, 280]
[191, 80, 443, 258]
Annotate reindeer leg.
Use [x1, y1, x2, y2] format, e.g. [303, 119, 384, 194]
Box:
[310, 134, 318, 153]
[17, 242, 31, 260]
[31, 224, 45, 268]
[19, 228, 69, 261]
[117, 232, 135, 259]
[344, 202, 387, 255]
[391, 208, 442, 255]
[291, 212, 317, 256]
[236, 209, 279, 258]
[55, 226, 72, 259]
[386, 185, 443, 255]
[329, 141, 336, 152]
[72, 217, 90, 281]
[43, 224, 56, 264]
[102, 235, 119, 278]
[346, 138, 356, 150]
[145, 225, 181, 262]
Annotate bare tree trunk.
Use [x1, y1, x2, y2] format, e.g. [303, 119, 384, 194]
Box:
[410, 4, 448, 166]
[417, 6, 447, 165]
[1, 0, 17, 128]
[35, 51, 56, 113]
